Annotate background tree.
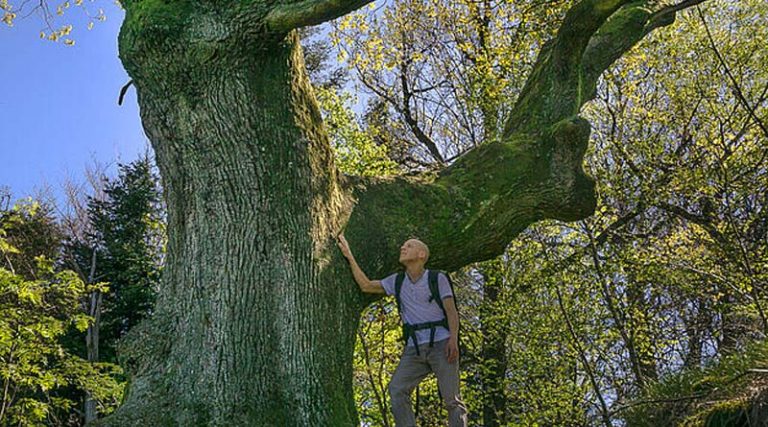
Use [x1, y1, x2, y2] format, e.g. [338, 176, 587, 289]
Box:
[0, 198, 123, 426]
[60, 156, 164, 423]
[0, 197, 63, 280]
[83, 157, 164, 362]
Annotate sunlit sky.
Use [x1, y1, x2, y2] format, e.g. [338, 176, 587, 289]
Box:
[1, 3, 148, 204]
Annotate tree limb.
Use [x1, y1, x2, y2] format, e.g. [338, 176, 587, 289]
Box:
[581, 0, 707, 102]
[505, 0, 708, 136]
[340, 0, 708, 281]
[504, 0, 636, 135]
[266, 0, 374, 34]
[342, 116, 597, 277]
[399, 58, 445, 164]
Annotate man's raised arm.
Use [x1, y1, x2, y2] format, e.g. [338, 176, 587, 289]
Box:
[337, 234, 386, 294]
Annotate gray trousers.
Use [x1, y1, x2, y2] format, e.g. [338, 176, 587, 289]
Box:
[388, 339, 468, 427]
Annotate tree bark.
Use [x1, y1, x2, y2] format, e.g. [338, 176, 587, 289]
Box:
[479, 260, 508, 427]
[97, 0, 708, 424]
[101, 23, 361, 425]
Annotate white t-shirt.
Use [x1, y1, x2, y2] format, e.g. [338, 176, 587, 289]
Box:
[380, 269, 453, 346]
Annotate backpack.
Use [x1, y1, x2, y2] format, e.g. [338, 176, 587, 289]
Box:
[393, 270, 457, 355]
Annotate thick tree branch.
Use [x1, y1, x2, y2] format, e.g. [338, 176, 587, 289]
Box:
[504, 0, 708, 137]
[504, 0, 635, 135]
[342, 116, 596, 277]
[339, 0, 707, 285]
[581, 0, 707, 101]
[266, 0, 374, 34]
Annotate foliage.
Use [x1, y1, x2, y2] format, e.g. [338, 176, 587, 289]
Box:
[89, 158, 164, 353]
[1, 0, 107, 44]
[2, 156, 165, 425]
[0, 205, 123, 426]
[315, 87, 399, 177]
[353, 301, 400, 426]
[335, 0, 768, 424]
[0, 199, 63, 280]
[332, 0, 572, 164]
[63, 156, 164, 365]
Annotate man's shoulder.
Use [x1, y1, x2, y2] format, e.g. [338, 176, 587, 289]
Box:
[380, 273, 401, 296]
[428, 269, 448, 280]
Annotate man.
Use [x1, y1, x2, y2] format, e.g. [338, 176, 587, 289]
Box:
[337, 234, 468, 427]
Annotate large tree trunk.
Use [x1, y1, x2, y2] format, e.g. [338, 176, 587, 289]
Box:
[96, 0, 707, 424]
[100, 23, 363, 425]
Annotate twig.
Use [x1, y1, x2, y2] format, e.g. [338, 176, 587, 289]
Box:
[118, 80, 134, 106]
[696, 6, 768, 140]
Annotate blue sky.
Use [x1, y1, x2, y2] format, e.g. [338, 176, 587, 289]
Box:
[0, 4, 147, 204]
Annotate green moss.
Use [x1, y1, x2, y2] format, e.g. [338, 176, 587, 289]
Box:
[437, 135, 538, 199]
[580, 2, 653, 101]
[124, 0, 192, 36]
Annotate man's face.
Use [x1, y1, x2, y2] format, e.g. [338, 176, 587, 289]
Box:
[399, 239, 426, 264]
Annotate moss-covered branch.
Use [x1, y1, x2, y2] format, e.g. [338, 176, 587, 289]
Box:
[338, 1, 638, 277]
[342, 116, 596, 277]
[265, 0, 374, 34]
[503, 0, 635, 135]
[503, 0, 708, 136]
[581, 0, 707, 101]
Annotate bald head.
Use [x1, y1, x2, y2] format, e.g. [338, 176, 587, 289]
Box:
[399, 238, 430, 266]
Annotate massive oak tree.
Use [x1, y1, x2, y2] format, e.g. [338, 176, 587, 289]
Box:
[100, 0, 706, 424]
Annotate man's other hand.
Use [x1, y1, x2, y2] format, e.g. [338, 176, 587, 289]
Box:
[445, 337, 459, 364]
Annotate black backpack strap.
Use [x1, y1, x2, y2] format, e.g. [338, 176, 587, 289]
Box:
[428, 270, 449, 315]
[429, 270, 461, 355]
[428, 270, 448, 349]
[403, 324, 419, 354]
